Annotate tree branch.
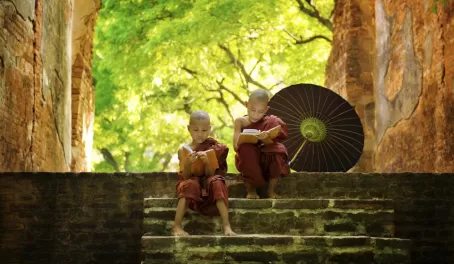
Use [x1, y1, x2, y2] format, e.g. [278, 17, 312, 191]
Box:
[161, 153, 172, 171]
[100, 148, 120, 172]
[295, 34, 332, 44]
[124, 152, 131, 172]
[283, 28, 331, 44]
[181, 66, 237, 123]
[295, 0, 333, 31]
[218, 44, 270, 91]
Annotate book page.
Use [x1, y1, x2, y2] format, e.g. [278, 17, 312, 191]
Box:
[237, 125, 281, 146]
[180, 146, 219, 176]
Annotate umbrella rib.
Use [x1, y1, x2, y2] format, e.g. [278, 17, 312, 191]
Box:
[315, 86, 322, 120]
[318, 92, 337, 122]
[328, 128, 365, 142]
[328, 132, 364, 147]
[328, 124, 363, 128]
[324, 101, 349, 122]
[310, 143, 315, 172]
[269, 99, 308, 124]
[325, 136, 361, 164]
[322, 138, 347, 171]
[317, 88, 330, 121]
[327, 116, 360, 124]
[302, 87, 314, 117]
[311, 86, 317, 120]
[325, 107, 356, 124]
[325, 136, 356, 170]
[273, 93, 310, 121]
[295, 89, 313, 120]
[288, 89, 310, 120]
[327, 133, 363, 154]
[319, 141, 332, 171]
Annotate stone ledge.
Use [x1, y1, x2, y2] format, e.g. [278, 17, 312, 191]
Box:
[144, 198, 394, 210]
[142, 235, 411, 263]
[143, 204, 395, 237]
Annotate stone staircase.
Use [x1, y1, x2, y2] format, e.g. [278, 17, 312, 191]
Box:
[141, 174, 411, 263]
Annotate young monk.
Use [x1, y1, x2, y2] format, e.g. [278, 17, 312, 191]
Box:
[173, 110, 236, 236]
[234, 90, 290, 199]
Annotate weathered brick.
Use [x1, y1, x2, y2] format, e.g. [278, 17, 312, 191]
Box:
[226, 251, 279, 262]
[273, 199, 329, 209]
[329, 251, 375, 262]
[282, 252, 320, 263]
[331, 237, 369, 247]
[324, 222, 357, 233]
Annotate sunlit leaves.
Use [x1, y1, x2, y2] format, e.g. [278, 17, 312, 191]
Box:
[92, 0, 333, 172]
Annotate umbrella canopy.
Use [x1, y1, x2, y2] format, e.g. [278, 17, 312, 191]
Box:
[267, 83, 364, 172]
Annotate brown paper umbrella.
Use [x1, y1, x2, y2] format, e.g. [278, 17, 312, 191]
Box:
[267, 83, 364, 172]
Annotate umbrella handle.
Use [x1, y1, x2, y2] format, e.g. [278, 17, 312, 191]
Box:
[289, 139, 308, 166]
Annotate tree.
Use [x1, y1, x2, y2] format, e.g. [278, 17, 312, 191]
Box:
[92, 0, 334, 172]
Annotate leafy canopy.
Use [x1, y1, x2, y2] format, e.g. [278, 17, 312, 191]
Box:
[92, 0, 334, 172]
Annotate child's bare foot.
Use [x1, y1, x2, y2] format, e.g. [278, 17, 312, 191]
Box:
[172, 226, 189, 236]
[223, 225, 237, 236]
[267, 191, 280, 199]
[246, 184, 259, 199]
[246, 192, 259, 199]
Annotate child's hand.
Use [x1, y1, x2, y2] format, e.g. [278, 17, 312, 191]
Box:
[258, 131, 270, 140]
[185, 152, 197, 165]
[197, 151, 209, 164]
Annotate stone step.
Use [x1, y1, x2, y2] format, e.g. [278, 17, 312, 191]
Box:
[142, 172, 402, 199]
[141, 235, 411, 264]
[143, 198, 394, 237]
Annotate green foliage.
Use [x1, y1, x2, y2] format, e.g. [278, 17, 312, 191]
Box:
[92, 0, 334, 172]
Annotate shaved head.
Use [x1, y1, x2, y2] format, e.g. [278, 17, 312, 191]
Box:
[249, 90, 270, 103]
[189, 110, 210, 124]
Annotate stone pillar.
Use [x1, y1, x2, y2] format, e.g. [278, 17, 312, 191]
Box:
[70, 0, 100, 171]
[325, 0, 376, 171]
[374, 0, 454, 172]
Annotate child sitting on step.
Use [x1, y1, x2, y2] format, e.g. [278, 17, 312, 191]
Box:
[172, 110, 236, 236]
[233, 89, 290, 199]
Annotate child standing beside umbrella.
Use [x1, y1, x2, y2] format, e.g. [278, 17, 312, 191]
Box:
[233, 90, 290, 199]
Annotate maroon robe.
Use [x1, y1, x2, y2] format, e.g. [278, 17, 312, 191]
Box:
[176, 137, 229, 216]
[235, 115, 290, 187]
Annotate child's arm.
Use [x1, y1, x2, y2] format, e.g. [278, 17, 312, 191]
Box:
[233, 117, 243, 152]
[178, 147, 197, 180]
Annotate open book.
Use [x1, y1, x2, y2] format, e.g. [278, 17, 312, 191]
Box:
[237, 125, 281, 146]
[180, 145, 219, 176]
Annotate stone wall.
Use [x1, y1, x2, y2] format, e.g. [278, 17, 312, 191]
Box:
[325, 0, 376, 172]
[71, 0, 100, 171]
[374, 0, 454, 172]
[0, 172, 144, 264]
[0, 0, 98, 172]
[326, 0, 454, 172]
[1, 172, 454, 263]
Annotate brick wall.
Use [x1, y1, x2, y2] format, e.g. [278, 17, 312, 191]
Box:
[1, 172, 453, 263]
[0, 173, 144, 264]
[0, 0, 98, 172]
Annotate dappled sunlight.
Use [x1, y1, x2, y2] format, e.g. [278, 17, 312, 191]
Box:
[92, 0, 334, 172]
